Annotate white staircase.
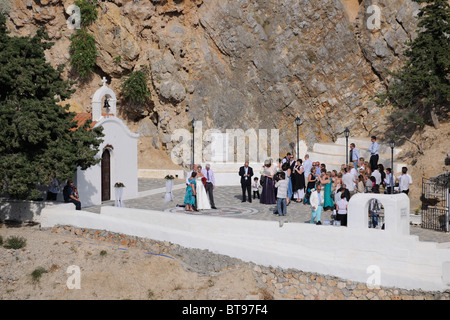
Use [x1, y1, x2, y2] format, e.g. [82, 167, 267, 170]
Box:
[192, 137, 406, 186]
[308, 137, 406, 174]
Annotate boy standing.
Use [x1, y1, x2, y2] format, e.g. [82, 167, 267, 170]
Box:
[252, 177, 260, 199]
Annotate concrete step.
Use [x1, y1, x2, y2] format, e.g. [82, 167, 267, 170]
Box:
[314, 140, 402, 158]
[335, 137, 402, 157]
[312, 144, 399, 164]
[193, 137, 407, 186]
[307, 151, 406, 174]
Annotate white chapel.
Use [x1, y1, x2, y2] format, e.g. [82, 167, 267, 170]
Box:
[73, 77, 139, 207]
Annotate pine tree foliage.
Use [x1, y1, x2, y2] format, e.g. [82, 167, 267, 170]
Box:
[120, 67, 152, 117]
[121, 68, 152, 105]
[74, 0, 99, 27]
[378, 0, 450, 128]
[0, 15, 103, 200]
[68, 0, 99, 79]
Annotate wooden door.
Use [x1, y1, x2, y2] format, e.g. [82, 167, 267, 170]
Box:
[101, 149, 111, 201]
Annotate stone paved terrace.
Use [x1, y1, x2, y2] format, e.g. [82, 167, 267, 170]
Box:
[80, 179, 450, 244]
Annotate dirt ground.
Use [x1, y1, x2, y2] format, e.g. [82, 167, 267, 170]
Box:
[0, 223, 266, 300]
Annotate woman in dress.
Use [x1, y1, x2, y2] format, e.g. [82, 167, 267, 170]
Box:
[292, 159, 305, 203]
[195, 165, 211, 210]
[334, 172, 342, 194]
[184, 172, 197, 212]
[260, 160, 276, 204]
[320, 171, 334, 211]
[357, 174, 365, 193]
[304, 167, 317, 205]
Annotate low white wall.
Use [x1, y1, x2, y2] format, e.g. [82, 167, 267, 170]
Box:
[0, 199, 75, 222]
[40, 204, 450, 291]
[348, 193, 410, 235]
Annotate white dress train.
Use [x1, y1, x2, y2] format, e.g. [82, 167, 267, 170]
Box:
[196, 177, 211, 210]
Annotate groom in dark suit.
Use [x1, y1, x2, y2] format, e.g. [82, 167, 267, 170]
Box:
[239, 161, 254, 203]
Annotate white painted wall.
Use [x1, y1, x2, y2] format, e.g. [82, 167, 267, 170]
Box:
[76, 117, 139, 207]
[348, 193, 410, 235]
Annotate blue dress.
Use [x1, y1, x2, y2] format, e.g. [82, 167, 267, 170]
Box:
[323, 180, 334, 209]
[184, 178, 196, 206]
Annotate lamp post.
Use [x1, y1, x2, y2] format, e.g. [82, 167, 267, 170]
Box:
[191, 118, 196, 169]
[390, 139, 395, 194]
[295, 116, 302, 158]
[344, 127, 350, 166]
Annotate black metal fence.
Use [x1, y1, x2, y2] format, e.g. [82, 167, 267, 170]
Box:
[421, 172, 449, 232]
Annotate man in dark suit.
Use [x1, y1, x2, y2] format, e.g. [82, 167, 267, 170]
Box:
[239, 161, 254, 203]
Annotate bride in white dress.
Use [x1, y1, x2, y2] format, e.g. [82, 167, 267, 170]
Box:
[196, 166, 211, 210]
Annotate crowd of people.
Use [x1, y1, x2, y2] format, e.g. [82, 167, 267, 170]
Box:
[243, 136, 413, 226]
[180, 137, 414, 226]
[183, 137, 413, 225]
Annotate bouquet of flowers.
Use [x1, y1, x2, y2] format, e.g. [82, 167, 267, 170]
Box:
[114, 182, 125, 188]
[201, 176, 207, 187]
[165, 175, 175, 180]
[103, 144, 114, 151]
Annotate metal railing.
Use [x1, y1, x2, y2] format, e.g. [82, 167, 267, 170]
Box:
[421, 172, 449, 232]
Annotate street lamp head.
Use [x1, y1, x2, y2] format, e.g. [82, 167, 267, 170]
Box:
[191, 118, 196, 128]
[390, 138, 395, 149]
[344, 127, 350, 138]
[295, 116, 302, 127]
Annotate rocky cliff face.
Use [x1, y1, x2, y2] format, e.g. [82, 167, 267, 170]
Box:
[4, 0, 420, 167]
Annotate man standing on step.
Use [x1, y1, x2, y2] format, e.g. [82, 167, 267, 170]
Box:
[368, 136, 379, 172]
[349, 143, 360, 170]
[202, 164, 217, 209]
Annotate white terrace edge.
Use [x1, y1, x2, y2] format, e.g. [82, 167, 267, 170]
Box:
[40, 193, 450, 292]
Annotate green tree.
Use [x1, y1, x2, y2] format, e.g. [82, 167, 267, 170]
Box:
[120, 67, 152, 117]
[74, 0, 99, 27]
[0, 15, 103, 200]
[378, 0, 450, 129]
[69, 28, 97, 80]
[68, 0, 99, 79]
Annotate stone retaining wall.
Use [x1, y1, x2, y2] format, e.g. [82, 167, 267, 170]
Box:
[46, 225, 450, 300]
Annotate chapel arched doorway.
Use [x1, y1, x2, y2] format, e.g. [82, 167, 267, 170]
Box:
[101, 149, 111, 201]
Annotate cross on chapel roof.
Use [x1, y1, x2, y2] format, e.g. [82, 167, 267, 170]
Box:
[101, 76, 108, 87]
